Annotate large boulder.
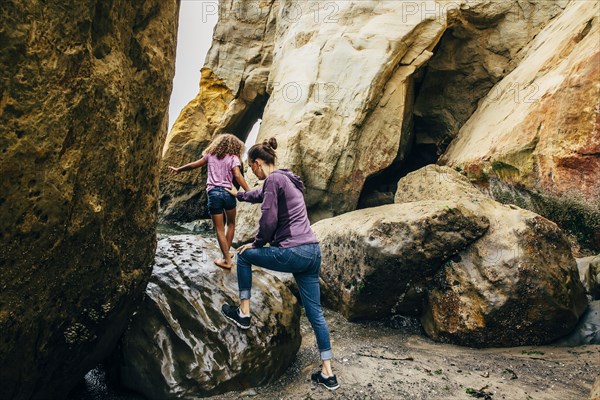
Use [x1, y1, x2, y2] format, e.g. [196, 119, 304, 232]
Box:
[396, 165, 588, 347]
[312, 201, 489, 320]
[117, 235, 301, 399]
[0, 1, 178, 399]
[440, 0, 600, 251]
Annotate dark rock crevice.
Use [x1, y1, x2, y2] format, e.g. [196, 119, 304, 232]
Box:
[357, 2, 566, 211]
[357, 56, 433, 210]
[221, 90, 269, 143]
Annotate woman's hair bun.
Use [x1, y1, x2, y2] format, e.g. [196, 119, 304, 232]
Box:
[265, 137, 278, 150]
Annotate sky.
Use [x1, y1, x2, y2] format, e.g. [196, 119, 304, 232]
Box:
[168, 1, 260, 154]
[168, 1, 218, 130]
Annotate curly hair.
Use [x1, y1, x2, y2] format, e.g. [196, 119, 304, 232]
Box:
[203, 133, 245, 159]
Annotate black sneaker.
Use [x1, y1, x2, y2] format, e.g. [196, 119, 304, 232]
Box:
[221, 304, 251, 329]
[311, 371, 340, 390]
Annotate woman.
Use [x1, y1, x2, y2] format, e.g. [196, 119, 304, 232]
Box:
[223, 138, 339, 391]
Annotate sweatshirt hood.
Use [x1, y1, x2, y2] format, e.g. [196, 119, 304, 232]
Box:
[274, 169, 305, 193]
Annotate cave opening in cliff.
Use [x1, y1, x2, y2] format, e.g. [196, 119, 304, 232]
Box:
[357, 22, 499, 210]
[222, 92, 270, 148]
[357, 46, 444, 209]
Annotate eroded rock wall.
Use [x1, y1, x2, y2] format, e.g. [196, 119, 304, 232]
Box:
[158, 0, 278, 223]
[440, 0, 600, 251]
[0, 1, 179, 398]
[161, 0, 572, 245]
[413, 0, 567, 154]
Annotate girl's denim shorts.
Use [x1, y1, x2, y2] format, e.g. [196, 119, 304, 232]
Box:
[207, 187, 236, 215]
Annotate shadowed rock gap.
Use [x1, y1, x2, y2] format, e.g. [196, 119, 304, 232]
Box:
[221, 92, 269, 144]
[356, 39, 441, 210]
[357, 8, 547, 210]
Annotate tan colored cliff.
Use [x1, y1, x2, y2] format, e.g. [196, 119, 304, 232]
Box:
[158, 0, 278, 223]
[440, 0, 600, 251]
[160, 0, 568, 246]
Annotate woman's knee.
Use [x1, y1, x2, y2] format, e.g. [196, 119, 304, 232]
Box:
[237, 251, 252, 267]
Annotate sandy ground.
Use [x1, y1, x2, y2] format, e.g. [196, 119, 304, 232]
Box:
[206, 309, 599, 400]
[69, 308, 599, 400]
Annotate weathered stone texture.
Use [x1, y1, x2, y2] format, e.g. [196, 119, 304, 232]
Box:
[396, 166, 588, 347]
[313, 202, 489, 320]
[440, 0, 600, 251]
[413, 0, 567, 152]
[0, 1, 179, 398]
[117, 235, 301, 399]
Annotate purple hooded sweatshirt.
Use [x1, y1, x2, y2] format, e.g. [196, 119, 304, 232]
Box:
[237, 169, 318, 248]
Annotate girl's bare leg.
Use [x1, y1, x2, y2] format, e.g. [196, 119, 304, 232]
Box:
[224, 208, 236, 249]
[211, 213, 232, 265]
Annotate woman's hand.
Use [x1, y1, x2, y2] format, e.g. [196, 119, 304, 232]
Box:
[225, 186, 238, 197]
[168, 166, 180, 174]
[237, 243, 253, 254]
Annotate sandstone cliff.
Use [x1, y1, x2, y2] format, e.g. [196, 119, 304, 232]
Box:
[440, 0, 600, 251]
[158, 0, 277, 223]
[160, 0, 582, 247]
[0, 1, 179, 398]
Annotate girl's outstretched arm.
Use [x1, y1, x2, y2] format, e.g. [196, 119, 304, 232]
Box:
[232, 166, 250, 191]
[168, 157, 207, 173]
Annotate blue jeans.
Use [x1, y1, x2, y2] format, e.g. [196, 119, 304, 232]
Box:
[207, 187, 236, 215]
[237, 243, 333, 360]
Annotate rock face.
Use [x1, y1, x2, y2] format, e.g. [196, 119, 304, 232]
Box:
[312, 202, 489, 320]
[160, 0, 568, 244]
[440, 0, 600, 251]
[117, 235, 301, 399]
[158, 0, 277, 223]
[0, 1, 178, 399]
[255, 0, 447, 221]
[412, 0, 566, 155]
[396, 165, 588, 347]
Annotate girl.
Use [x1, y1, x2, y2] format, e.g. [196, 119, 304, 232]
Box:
[223, 138, 339, 391]
[169, 133, 250, 269]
